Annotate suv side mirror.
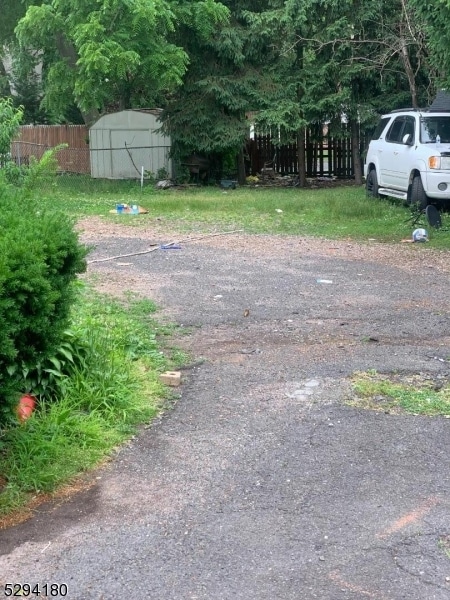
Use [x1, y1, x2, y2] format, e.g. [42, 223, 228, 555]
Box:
[403, 133, 413, 146]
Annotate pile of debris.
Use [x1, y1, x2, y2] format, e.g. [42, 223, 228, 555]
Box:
[246, 173, 357, 188]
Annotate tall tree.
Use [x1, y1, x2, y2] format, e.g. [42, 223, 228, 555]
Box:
[246, 0, 432, 184]
[161, 0, 277, 183]
[15, 0, 229, 125]
[409, 0, 450, 92]
[0, 1, 34, 45]
[1, 1, 38, 97]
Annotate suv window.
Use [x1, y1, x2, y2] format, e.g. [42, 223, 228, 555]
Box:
[386, 117, 406, 143]
[402, 116, 415, 142]
[371, 117, 390, 140]
[420, 116, 450, 143]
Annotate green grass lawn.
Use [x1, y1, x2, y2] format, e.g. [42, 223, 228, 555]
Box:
[44, 177, 450, 247]
[0, 289, 182, 521]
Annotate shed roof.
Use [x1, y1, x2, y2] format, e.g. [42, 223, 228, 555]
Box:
[91, 108, 164, 128]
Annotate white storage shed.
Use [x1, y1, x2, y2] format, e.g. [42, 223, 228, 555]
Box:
[89, 109, 172, 179]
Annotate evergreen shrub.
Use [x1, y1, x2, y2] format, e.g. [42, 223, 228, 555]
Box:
[0, 187, 88, 414]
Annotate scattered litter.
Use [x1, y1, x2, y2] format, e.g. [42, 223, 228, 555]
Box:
[275, 209, 283, 213]
[243, 309, 250, 317]
[116, 262, 133, 266]
[160, 244, 182, 250]
[110, 204, 148, 215]
[159, 371, 181, 387]
[156, 179, 174, 189]
[41, 542, 51, 553]
[304, 379, 320, 388]
[220, 179, 237, 189]
[412, 228, 429, 242]
[317, 279, 333, 284]
[214, 294, 223, 299]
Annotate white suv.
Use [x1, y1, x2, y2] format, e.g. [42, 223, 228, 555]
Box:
[364, 108, 450, 209]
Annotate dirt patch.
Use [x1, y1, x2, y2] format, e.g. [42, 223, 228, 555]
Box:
[77, 216, 450, 275]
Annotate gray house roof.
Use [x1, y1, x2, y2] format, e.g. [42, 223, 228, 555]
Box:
[429, 90, 450, 112]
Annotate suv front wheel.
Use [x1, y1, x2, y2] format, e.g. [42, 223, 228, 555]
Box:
[410, 175, 428, 210]
[366, 168, 379, 198]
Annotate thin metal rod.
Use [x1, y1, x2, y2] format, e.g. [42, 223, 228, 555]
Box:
[87, 229, 244, 264]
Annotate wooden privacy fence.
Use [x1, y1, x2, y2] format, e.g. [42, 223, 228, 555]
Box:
[12, 125, 90, 174]
[10, 123, 369, 179]
[247, 127, 369, 178]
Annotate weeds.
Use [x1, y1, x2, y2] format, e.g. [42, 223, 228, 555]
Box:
[0, 286, 173, 517]
[348, 371, 450, 416]
[438, 535, 450, 560]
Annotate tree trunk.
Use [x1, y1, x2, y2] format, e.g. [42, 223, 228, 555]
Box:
[296, 128, 307, 187]
[237, 146, 246, 185]
[55, 33, 100, 126]
[350, 118, 363, 185]
[1, 49, 15, 96]
[399, 36, 418, 109]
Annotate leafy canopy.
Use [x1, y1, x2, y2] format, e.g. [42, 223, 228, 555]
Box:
[15, 0, 229, 123]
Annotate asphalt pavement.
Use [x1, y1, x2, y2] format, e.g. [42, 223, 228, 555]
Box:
[0, 232, 449, 600]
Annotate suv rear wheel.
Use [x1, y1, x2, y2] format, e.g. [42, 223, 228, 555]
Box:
[410, 175, 428, 210]
[366, 168, 379, 198]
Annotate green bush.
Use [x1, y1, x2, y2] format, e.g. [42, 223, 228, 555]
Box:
[0, 193, 88, 416]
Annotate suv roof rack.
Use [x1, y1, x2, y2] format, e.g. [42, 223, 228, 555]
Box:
[386, 107, 450, 115]
[389, 108, 422, 113]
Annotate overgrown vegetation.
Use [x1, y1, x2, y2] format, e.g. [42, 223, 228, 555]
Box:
[0, 104, 178, 519]
[0, 289, 175, 517]
[348, 371, 450, 416]
[0, 158, 88, 421]
[0, 97, 22, 167]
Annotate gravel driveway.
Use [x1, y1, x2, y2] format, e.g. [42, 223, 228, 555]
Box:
[0, 218, 449, 600]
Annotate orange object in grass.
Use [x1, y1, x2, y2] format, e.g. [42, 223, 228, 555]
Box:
[16, 394, 36, 422]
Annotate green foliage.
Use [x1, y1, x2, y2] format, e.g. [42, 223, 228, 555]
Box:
[0, 98, 23, 163]
[0, 396, 123, 496]
[6, 329, 89, 402]
[22, 176, 450, 248]
[162, 2, 259, 159]
[0, 189, 88, 416]
[409, 0, 450, 91]
[0, 0, 32, 45]
[1, 161, 27, 187]
[350, 371, 450, 416]
[0, 289, 169, 515]
[15, 0, 229, 123]
[156, 166, 170, 180]
[22, 144, 66, 193]
[6, 42, 51, 124]
[162, 0, 433, 183]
